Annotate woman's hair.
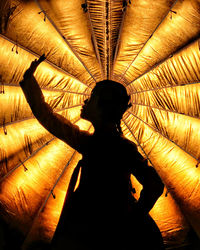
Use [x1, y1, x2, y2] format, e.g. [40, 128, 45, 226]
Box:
[92, 80, 131, 134]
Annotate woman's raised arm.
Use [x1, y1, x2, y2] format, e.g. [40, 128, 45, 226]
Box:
[19, 55, 90, 153]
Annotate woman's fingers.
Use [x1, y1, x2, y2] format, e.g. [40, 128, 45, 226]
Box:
[37, 54, 46, 63]
[29, 54, 46, 73]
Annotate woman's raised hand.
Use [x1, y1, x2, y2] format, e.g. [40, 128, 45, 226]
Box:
[23, 54, 46, 80]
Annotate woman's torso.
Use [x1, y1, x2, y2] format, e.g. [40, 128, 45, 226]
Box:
[73, 132, 136, 221]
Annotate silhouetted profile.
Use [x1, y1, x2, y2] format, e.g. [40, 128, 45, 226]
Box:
[20, 56, 165, 250]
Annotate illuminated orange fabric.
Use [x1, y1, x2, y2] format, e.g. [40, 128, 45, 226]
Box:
[1, 0, 200, 249]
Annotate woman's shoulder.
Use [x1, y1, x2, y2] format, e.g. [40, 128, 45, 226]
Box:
[118, 135, 139, 156]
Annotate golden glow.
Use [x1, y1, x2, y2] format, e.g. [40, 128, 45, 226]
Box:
[113, 0, 175, 79]
[128, 40, 200, 93]
[117, 0, 200, 83]
[3, 1, 97, 86]
[1, 0, 200, 248]
[0, 138, 75, 232]
[38, 0, 102, 82]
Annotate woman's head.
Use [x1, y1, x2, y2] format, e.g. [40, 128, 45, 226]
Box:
[81, 80, 131, 132]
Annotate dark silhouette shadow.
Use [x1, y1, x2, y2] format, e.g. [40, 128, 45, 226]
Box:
[19, 56, 165, 250]
[51, 133, 165, 250]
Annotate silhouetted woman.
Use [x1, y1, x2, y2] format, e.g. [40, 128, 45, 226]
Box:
[20, 56, 165, 250]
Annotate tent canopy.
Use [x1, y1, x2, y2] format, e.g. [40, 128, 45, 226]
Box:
[0, 0, 200, 249]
